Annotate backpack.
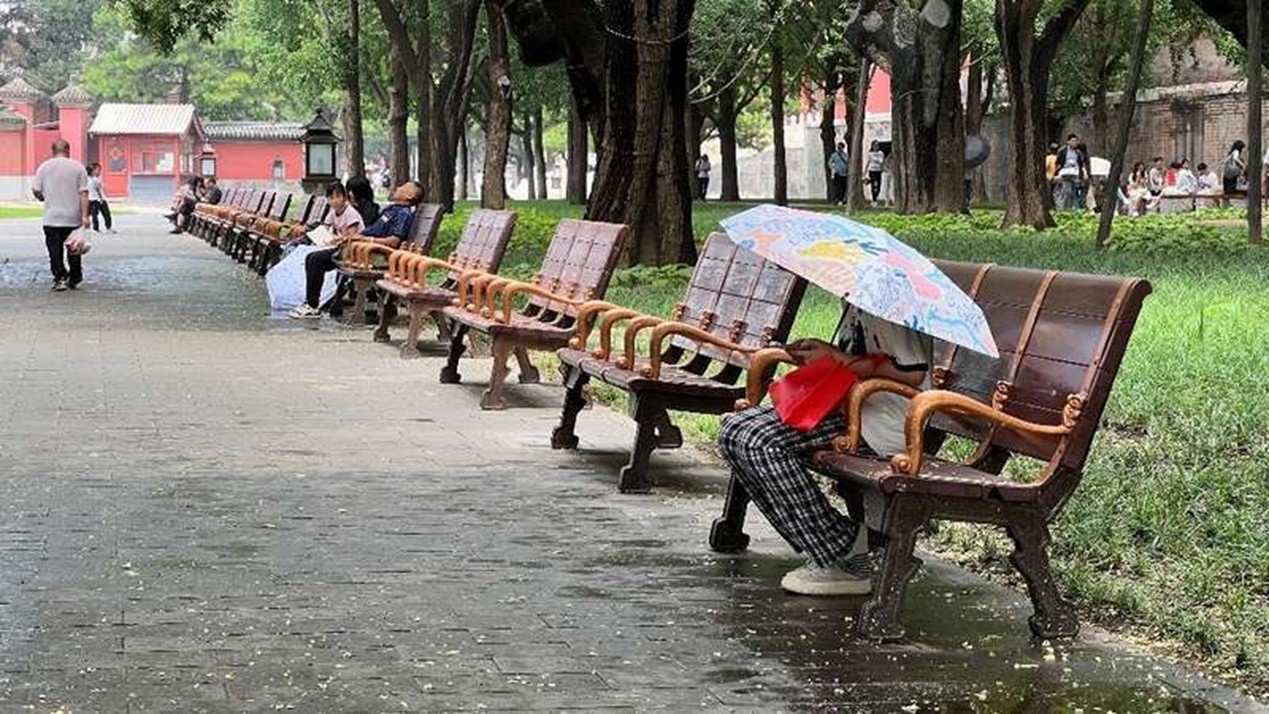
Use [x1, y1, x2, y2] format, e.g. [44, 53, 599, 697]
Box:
[1223, 153, 1243, 181]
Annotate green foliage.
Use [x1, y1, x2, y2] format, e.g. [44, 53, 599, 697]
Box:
[21, 0, 107, 91]
[110, 0, 232, 53]
[610, 263, 695, 289]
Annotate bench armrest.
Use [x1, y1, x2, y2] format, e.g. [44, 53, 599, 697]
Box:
[490, 281, 591, 324]
[591, 308, 648, 359]
[639, 323, 762, 379]
[405, 256, 462, 289]
[838, 379, 923, 455]
[345, 241, 394, 268]
[455, 271, 499, 309]
[617, 316, 667, 369]
[738, 348, 798, 409]
[889, 389, 1084, 476]
[568, 301, 627, 351]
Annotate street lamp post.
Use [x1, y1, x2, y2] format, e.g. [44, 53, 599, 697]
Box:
[300, 109, 341, 195]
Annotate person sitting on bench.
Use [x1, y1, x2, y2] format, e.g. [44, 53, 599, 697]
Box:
[718, 304, 932, 596]
[289, 180, 423, 320]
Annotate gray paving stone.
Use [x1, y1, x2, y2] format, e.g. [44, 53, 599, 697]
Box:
[0, 216, 1262, 712]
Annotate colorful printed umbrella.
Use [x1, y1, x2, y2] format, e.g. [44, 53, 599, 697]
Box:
[720, 204, 999, 357]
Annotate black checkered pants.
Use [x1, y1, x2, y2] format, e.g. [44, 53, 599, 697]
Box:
[718, 406, 860, 567]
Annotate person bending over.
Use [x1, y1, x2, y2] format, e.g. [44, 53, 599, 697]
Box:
[289, 180, 422, 320]
[718, 305, 932, 596]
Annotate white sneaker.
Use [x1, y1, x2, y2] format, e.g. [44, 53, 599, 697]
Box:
[288, 304, 322, 320]
[781, 558, 873, 596]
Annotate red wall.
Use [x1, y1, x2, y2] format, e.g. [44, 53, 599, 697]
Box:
[93, 134, 188, 199]
[209, 141, 304, 181]
[0, 132, 25, 175]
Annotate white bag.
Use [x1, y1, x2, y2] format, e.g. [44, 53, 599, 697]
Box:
[265, 245, 338, 312]
[64, 230, 92, 256]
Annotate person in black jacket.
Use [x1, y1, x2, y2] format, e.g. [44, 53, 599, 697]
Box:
[346, 175, 381, 226]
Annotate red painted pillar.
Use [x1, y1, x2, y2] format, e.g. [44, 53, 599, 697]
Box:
[52, 84, 94, 164]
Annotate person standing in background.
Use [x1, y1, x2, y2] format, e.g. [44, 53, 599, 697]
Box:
[865, 141, 885, 207]
[827, 143, 849, 205]
[86, 163, 113, 233]
[32, 139, 90, 291]
[694, 154, 712, 201]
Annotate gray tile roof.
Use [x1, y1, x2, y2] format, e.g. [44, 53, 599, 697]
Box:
[204, 121, 305, 142]
[89, 103, 198, 136]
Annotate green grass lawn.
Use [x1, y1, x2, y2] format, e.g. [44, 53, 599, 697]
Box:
[0, 206, 44, 220]
[446, 199, 1269, 693]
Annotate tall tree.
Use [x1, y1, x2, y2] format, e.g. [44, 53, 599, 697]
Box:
[565, 105, 588, 203]
[482, 0, 512, 208]
[846, 0, 967, 214]
[995, 0, 1091, 228]
[767, 0, 788, 205]
[374, 0, 482, 205]
[343, 0, 366, 177]
[1096, 0, 1154, 247]
[496, 0, 698, 266]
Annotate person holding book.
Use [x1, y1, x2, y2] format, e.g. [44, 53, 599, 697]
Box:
[289, 180, 421, 320]
[718, 305, 932, 596]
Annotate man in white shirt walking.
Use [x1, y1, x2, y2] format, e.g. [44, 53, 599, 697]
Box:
[32, 139, 90, 291]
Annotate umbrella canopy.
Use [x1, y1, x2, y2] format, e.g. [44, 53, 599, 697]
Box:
[1090, 156, 1111, 176]
[720, 205, 999, 357]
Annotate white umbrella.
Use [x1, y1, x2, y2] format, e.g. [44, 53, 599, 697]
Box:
[1090, 156, 1111, 177]
[266, 245, 339, 312]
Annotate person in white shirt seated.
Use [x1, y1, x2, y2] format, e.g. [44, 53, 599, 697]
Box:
[1195, 162, 1221, 194]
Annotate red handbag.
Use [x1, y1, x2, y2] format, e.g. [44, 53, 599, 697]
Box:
[769, 355, 859, 431]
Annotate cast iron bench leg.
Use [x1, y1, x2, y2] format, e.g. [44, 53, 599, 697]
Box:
[1007, 517, 1080, 639]
[398, 301, 430, 358]
[618, 398, 662, 493]
[551, 367, 589, 450]
[480, 336, 514, 410]
[376, 294, 398, 344]
[439, 322, 469, 384]
[514, 346, 541, 384]
[655, 413, 683, 449]
[857, 500, 926, 642]
[709, 476, 752, 553]
[348, 279, 369, 325]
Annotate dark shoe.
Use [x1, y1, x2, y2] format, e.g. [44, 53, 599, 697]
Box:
[169, 228, 183, 235]
[52, 278, 68, 292]
[68, 279, 81, 290]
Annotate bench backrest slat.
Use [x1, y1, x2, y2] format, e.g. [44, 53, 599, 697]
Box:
[669, 233, 807, 369]
[268, 193, 291, 221]
[402, 203, 446, 254]
[292, 195, 316, 226]
[445, 209, 517, 283]
[526, 219, 629, 318]
[930, 260, 1151, 471]
[308, 197, 330, 226]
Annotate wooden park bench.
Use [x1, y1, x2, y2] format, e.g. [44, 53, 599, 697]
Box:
[193, 187, 247, 243]
[370, 209, 517, 357]
[552, 233, 808, 493]
[213, 189, 269, 254]
[708, 261, 1152, 642]
[336, 203, 447, 324]
[191, 187, 242, 240]
[439, 219, 630, 410]
[1154, 193, 1196, 214]
[242, 194, 329, 275]
[231, 192, 291, 264]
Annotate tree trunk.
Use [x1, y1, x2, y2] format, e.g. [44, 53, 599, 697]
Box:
[566, 106, 588, 203]
[458, 130, 469, 201]
[482, 0, 512, 209]
[388, 44, 410, 187]
[845, 0, 967, 214]
[342, 0, 365, 178]
[845, 60, 870, 214]
[415, 3, 433, 194]
[521, 131, 537, 200]
[533, 106, 548, 199]
[997, 0, 1091, 228]
[1248, 0, 1262, 244]
[965, 62, 993, 205]
[1091, 76, 1111, 154]
[770, 32, 788, 205]
[821, 68, 840, 202]
[717, 81, 740, 201]
[587, 0, 696, 266]
[1096, 0, 1153, 247]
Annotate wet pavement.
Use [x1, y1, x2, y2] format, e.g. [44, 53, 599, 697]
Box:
[0, 215, 1263, 712]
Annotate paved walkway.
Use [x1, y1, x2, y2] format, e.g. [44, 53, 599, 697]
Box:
[0, 216, 1261, 712]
